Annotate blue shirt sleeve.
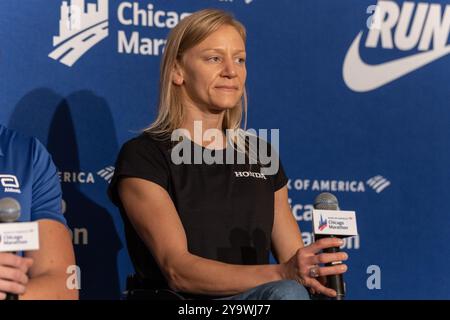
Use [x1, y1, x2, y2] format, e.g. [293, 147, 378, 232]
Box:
[30, 138, 67, 227]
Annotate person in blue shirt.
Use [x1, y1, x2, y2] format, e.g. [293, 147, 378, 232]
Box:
[0, 124, 78, 300]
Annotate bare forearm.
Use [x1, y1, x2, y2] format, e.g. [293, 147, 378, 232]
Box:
[167, 253, 285, 296]
[20, 274, 78, 300]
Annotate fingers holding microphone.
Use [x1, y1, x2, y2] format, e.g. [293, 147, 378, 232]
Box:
[0, 253, 34, 300]
[289, 237, 349, 298]
[308, 237, 349, 298]
[310, 249, 349, 277]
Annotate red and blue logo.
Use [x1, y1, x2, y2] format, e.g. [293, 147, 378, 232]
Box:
[319, 215, 328, 231]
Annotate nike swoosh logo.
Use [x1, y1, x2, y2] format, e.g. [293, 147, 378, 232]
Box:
[343, 31, 450, 92]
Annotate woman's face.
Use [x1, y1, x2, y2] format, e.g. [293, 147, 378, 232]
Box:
[176, 25, 247, 113]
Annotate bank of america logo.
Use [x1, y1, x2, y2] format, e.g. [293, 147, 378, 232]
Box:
[366, 176, 391, 193]
[49, 0, 109, 67]
[97, 166, 115, 184]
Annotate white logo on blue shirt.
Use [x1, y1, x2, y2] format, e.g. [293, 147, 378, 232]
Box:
[0, 175, 21, 194]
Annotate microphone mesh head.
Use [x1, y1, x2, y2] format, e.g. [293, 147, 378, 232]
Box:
[314, 192, 340, 210]
[0, 197, 21, 222]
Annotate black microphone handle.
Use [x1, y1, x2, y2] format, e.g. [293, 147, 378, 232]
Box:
[323, 245, 345, 300]
[5, 293, 18, 300]
[0, 197, 22, 301]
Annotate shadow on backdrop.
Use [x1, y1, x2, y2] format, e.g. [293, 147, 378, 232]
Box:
[9, 88, 124, 299]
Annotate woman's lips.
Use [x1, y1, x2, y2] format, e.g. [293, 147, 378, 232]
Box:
[215, 86, 238, 91]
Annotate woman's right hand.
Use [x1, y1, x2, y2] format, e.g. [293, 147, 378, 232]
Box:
[282, 237, 349, 298]
[0, 253, 34, 300]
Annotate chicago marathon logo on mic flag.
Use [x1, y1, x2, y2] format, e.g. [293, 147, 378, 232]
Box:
[319, 215, 328, 231]
[49, 0, 109, 67]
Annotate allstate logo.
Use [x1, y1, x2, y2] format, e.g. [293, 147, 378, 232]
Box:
[49, 0, 109, 67]
[319, 215, 328, 231]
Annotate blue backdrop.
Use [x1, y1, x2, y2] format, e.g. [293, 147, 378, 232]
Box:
[1, 0, 449, 299]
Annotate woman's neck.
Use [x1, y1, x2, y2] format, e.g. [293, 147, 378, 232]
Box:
[181, 104, 227, 149]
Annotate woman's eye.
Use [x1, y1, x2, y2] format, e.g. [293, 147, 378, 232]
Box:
[207, 56, 221, 63]
[236, 57, 246, 64]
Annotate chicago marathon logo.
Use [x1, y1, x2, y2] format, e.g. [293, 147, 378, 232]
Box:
[49, 0, 109, 67]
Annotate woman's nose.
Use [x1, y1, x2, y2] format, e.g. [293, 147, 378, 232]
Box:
[221, 58, 237, 78]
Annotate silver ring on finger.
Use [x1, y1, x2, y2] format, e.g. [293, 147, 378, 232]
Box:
[309, 265, 320, 278]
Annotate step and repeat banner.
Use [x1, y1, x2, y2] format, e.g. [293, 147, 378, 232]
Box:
[1, 0, 449, 299]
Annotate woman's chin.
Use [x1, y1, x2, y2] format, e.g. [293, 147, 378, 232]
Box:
[209, 104, 237, 113]
[209, 99, 240, 111]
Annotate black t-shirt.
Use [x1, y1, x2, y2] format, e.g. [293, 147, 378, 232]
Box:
[108, 132, 288, 294]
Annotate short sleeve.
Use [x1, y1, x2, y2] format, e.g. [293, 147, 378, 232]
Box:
[31, 139, 67, 226]
[256, 136, 288, 192]
[108, 135, 170, 206]
[272, 158, 288, 192]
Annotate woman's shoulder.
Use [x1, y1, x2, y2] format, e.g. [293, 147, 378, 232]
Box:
[122, 131, 172, 152]
[233, 130, 280, 155]
[113, 132, 173, 175]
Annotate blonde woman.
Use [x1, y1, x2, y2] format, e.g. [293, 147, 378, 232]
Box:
[109, 9, 348, 300]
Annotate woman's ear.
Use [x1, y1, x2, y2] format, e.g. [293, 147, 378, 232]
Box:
[172, 62, 184, 86]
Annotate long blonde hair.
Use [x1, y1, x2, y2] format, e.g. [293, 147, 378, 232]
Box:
[144, 9, 248, 137]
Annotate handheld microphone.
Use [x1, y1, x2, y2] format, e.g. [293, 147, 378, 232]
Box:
[0, 197, 21, 301]
[313, 192, 346, 300]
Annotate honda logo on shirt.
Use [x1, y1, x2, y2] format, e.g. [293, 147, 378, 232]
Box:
[234, 171, 267, 180]
[0, 175, 21, 194]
